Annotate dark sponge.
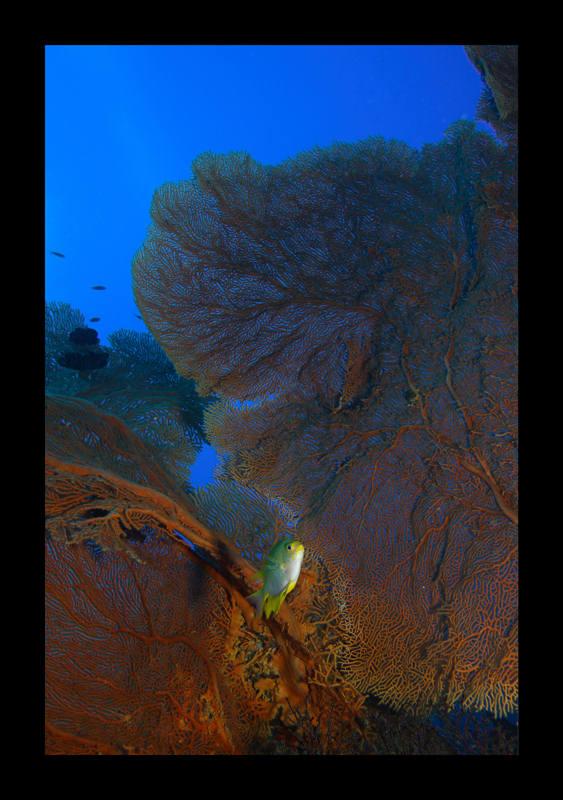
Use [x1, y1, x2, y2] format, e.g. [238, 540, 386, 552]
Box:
[68, 327, 100, 346]
[57, 350, 109, 371]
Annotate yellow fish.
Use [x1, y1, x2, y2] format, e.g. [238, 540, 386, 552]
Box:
[247, 539, 304, 620]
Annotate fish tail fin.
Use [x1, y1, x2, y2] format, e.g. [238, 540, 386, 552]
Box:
[247, 588, 265, 619]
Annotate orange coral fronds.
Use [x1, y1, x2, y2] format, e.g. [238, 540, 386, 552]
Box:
[45, 395, 373, 754]
[132, 120, 517, 718]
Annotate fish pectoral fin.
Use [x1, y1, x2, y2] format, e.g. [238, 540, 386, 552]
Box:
[264, 556, 280, 571]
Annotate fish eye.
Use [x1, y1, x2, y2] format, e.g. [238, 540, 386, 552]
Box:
[287, 544, 292, 550]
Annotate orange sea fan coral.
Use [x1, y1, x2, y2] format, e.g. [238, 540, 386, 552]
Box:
[464, 45, 518, 146]
[132, 75, 518, 718]
[46, 533, 253, 755]
[46, 395, 374, 753]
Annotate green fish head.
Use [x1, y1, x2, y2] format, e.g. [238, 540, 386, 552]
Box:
[268, 538, 305, 566]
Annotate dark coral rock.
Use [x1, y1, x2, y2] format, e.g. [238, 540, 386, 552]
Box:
[68, 326, 100, 346]
[57, 350, 109, 371]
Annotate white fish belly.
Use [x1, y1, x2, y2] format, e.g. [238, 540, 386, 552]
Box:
[264, 552, 303, 596]
[287, 551, 304, 583]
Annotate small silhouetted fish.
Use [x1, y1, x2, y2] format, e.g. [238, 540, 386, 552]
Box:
[89, 317, 101, 322]
[91, 285, 107, 290]
[135, 314, 143, 319]
[50, 251, 65, 258]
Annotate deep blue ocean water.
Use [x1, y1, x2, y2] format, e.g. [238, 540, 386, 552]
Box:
[45, 44, 488, 488]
